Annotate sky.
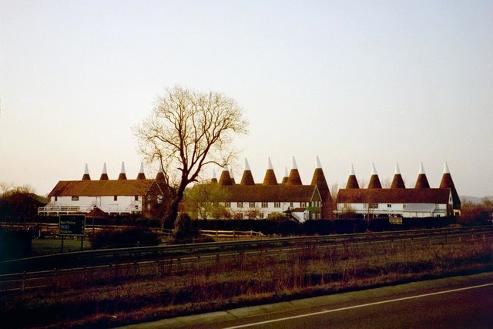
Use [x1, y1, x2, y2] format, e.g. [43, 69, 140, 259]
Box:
[1, 0, 492, 197]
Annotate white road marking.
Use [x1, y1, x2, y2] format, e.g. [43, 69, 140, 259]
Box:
[223, 282, 493, 329]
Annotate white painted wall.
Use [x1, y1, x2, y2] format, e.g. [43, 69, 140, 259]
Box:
[336, 202, 450, 218]
[48, 195, 143, 214]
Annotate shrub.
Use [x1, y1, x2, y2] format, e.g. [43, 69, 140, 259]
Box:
[88, 227, 160, 249]
[172, 213, 200, 243]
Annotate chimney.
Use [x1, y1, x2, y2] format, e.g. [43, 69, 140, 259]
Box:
[219, 166, 233, 185]
[439, 161, 461, 210]
[240, 158, 255, 185]
[368, 163, 382, 189]
[82, 163, 91, 181]
[415, 162, 430, 188]
[118, 162, 127, 180]
[390, 163, 405, 188]
[287, 156, 302, 185]
[137, 162, 146, 180]
[100, 163, 109, 180]
[263, 157, 278, 185]
[346, 164, 359, 189]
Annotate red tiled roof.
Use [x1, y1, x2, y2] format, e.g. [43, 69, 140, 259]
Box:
[203, 184, 320, 202]
[368, 175, 382, 189]
[415, 174, 430, 188]
[336, 188, 451, 204]
[287, 169, 302, 185]
[240, 170, 255, 185]
[263, 169, 278, 185]
[391, 174, 405, 189]
[346, 175, 359, 189]
[48, 179, 157, 197]
[219, 170, 233, 185]
[440, 173, 461, 209]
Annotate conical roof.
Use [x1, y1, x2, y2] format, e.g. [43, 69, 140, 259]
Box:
[368, 163, 382, 189]
[263, 158, 278, 185]
[346, 164, 359, 189]
[439, 161, 461, 210]
[82, 163, 91, 181]
[391, 163, 405, 188]
[281, 167, 288, 184]
[211, 168, 218, 184]
[156, 163, 165, 181]
[118, 162, 127, 180]
[240, 159, 255, 185]
[100, 163, 109, 180]
[137, 162, 146, 180]
[310, 156, 328, 191]
[219, 167, 233, 185]
[287, 157, 302, 185]
[414, 162, 430, 188]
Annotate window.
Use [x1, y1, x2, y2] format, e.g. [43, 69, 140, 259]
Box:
[387, 204, 391, 208]
[71, 196, 79, 201]
[300, 202, 306, 207]
[261, 202, 268, 208]
[225, 202, 231, 208]
[369, 203, 378, 209]
[237, 202, 243, 208]
[290, 202, 294, 208]
[274, 202, 281, 208]
[135, 196, 139, 201]
[157, 195, 163, 204]
[114, 196, 118, 201]
[249, 202, 255, 208]
[54, 196, 58, 202]
[259, 213, 264, 219]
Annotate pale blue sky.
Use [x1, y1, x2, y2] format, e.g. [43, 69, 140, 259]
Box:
[1, 1, 492, 196]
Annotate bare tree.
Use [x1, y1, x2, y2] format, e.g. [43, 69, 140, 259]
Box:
[135, 87, 248, 226]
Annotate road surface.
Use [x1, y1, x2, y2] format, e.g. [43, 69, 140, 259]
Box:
[121, 272, 493, 329]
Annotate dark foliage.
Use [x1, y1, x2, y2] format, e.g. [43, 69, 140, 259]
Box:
[0, 192, 47, 222]
[0, 229, 32, 261]
[172, 213, 200, 243]
[88, 227, 160, 249]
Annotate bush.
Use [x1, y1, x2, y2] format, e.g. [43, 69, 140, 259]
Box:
[88, 227, 160, 249]
[172, 213, 200, 243]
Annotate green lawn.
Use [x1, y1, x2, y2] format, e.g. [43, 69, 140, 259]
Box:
[31, 237, 92, 256]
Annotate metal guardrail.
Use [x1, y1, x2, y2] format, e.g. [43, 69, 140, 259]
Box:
[1, 227, 492, 294]
[1, 225, 492, 275]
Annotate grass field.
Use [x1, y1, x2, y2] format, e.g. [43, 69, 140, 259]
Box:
[31, 238, 92, 256]
[2, 231, 492, 328]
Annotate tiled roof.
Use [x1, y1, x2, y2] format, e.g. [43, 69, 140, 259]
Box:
[391, 174, 405, 189]
[415, 174, 430, 188]
[263, 169, 278, 185]
[240, 170, 255, 185]
[287, 169, 302, 185]
[310, 168, 329, 191]
[219, 170, 233, 185]
[203, 184, 320, 202]
[346, 175, 359, 189]
[368, 175, 382, 189]
[48, 179, 157, 197]
[336, 188, 451, 204]
[440, 173, 461, 209]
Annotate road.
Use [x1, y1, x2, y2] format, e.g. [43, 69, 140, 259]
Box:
[121, 272, 493, 329]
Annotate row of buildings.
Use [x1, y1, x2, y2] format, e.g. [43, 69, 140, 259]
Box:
[39, 158, 461, 221]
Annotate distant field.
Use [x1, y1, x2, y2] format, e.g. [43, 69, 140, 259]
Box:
[31, 238, 92, 256]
